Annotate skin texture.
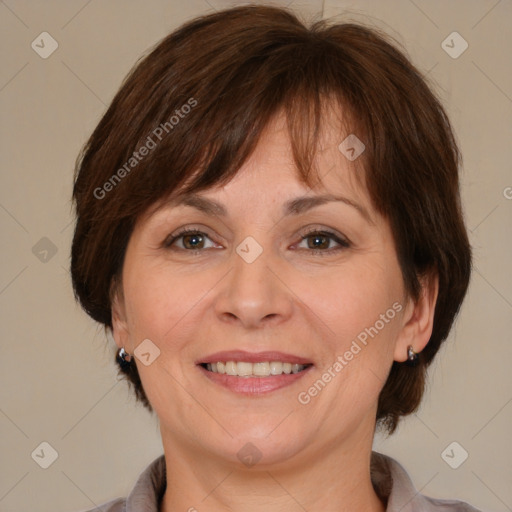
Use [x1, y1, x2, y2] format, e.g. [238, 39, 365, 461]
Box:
[112, 111, 438, 512]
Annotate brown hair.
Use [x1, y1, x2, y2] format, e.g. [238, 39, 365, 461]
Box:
[71, 4, 472, 434]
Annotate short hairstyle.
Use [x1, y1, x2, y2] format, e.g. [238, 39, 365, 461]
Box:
[71, 4, 472, 434]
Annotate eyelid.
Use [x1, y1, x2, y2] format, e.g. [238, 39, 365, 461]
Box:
[297, 225, 349, 242]
[294, 226, 351, 252]
[163, 224, 220, 248]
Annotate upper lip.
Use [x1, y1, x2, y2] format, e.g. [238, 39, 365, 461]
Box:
[197, 350, 313, 365]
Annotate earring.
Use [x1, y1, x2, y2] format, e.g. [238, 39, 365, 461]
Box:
[405, 345, 419, 367]
[116, 347, 132, 370]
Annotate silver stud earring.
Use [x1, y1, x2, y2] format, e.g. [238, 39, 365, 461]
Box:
[405, 345, 419, 367]
[116, 347, 132, 370]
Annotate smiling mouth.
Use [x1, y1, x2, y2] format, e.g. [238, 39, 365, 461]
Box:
[200, 361, 313, 377]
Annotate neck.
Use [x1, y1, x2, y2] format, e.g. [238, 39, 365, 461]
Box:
[159, 426, 386, 512]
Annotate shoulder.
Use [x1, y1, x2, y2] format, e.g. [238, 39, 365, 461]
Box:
[78, 497, 125, 512]
[418, 495, 483, 511]
[73, 454, 166, 512]
[371, 451, 483, 512]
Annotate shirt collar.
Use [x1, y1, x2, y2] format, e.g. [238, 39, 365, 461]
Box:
[123, 451, 461, 512]
[125, 454, 166, 512]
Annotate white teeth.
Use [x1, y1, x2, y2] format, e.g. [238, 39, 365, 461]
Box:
[269, 361, 282, 375]
[291, 364, 302, 374]
[236, 362, 253, 376]
[253, 362, 270, 376]
[225, 361, 237, 375]
[204, 360, 308, 377]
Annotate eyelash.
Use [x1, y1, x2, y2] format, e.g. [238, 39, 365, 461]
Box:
[163, 226, 350, 256]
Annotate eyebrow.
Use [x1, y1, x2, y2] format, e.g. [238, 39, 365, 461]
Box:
[168, 193, 374, 225]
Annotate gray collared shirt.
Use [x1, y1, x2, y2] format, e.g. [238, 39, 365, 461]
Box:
[80, 452, 482, 512]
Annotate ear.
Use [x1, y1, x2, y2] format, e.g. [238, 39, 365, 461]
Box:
[394, 272, 439, 362]
[111, 282, 131, 352]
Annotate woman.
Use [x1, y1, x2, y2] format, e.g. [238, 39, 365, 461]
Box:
[71, 5, 479, 511]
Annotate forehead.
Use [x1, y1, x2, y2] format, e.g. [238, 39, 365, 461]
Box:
[220, 109, 369, 203]
[145, 106, 371, 223]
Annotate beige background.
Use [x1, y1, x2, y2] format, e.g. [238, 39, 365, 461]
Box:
[0, 0, 511, 511]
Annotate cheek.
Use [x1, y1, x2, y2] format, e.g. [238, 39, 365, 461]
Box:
[123, 261, 218, 346]
[122, 265, 197, 409]
[300, 261, 402, 345]
[124, 259, 174, 318]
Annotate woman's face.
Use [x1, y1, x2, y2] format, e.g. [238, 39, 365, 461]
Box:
[112, 112, 424, 468]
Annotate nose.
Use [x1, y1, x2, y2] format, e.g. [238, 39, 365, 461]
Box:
[214, 241, 294, 329]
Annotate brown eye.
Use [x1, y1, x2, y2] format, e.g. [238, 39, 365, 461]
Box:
[181, 232, 206, 250]
[164, 229, 216, 251]
[297, 229, 350, 255]
[306, 233, 330, 250]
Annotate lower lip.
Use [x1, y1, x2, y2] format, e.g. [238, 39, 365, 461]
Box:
[197, 365, 313, 394]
